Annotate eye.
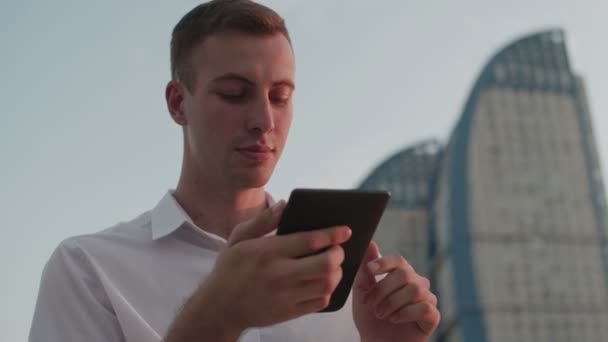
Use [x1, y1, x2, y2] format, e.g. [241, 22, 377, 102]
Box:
[269, 88, 292, 106]
[217, 91, 248, 104]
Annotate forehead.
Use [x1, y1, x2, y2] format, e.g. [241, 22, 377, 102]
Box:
[191, 31, 295, 85]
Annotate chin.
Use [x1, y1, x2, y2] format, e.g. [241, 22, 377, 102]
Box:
[235, 169, 273, 189]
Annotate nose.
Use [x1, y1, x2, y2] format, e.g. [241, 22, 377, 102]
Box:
[246, 96, 275, 134]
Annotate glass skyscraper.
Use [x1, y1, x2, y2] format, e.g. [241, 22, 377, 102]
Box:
[432, 29, 608, 342]
[359, 139, 442, 275]
[360, 30, 608, 341]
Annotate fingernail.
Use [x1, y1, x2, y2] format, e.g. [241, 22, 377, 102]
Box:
[368, 260, 380, 273]
[390, 315, 399, 323]
[344, 226, 352, 239]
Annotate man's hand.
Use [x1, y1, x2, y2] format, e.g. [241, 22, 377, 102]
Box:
[352, 241, 440, 342]
[165, 201, 351, 342]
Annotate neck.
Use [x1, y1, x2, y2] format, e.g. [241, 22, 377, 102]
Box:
[173, 160, 267, 240]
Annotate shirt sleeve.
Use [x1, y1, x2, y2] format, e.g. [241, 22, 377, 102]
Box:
[29, 239, 126, 342]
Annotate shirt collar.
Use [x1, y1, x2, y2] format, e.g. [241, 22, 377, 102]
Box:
[151, 191, 194, 240]
[150, 190, 276, 241]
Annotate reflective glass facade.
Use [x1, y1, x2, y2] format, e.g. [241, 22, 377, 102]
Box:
[432, 30, 608, 342]
[359, 29, 608, 342]
[359, 140, 442, 275]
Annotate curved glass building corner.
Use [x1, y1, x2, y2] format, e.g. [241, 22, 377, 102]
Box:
[359, 139, 443, 275]
[433, 30, 608, 342]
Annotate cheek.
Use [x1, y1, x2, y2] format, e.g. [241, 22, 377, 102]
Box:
[185, 110, 224, 155]
[275, 110, 293, 138]
[194, 102, 235, 135]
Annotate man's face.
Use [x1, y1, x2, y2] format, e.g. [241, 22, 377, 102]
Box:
[179, 32, 295, 190]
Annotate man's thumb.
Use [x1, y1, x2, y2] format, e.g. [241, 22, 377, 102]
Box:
[354, 240, 381, 291]
[227, 200, 285, 246]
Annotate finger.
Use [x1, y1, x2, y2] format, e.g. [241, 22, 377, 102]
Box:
[388, 302, 441, 335]
[367, 254, 422, 281]
[272, 225, 351, 258]
[285, 245, 345, 281]
[228, 200, 285, 246]
[353, 241, 381, 291]
[294, 296, 332, 315]
[364, 267, 430, 306]
[373, 283, 437, 320]
[292, 266, 343, 302]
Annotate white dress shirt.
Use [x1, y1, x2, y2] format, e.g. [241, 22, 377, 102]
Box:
[29, 191, 360, 342]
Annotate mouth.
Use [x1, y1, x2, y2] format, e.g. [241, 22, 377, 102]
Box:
[235, 144, 275, 163]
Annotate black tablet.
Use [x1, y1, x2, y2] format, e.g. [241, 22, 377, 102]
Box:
[276, 188, 390, 312]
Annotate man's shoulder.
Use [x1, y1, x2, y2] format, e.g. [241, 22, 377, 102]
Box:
[55, 209, 154, 262]
[96, 209, 154, 240]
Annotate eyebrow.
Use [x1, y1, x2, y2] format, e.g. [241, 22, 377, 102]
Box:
[211, 73, 295, 90]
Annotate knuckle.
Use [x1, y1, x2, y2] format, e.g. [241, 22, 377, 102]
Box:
[321, 295, 331, 308]
[395, 267, 410, 283]
[321, 277, 334, 293]
[329, 247, 344, 268]
[321, 270, 342, 294]
[389, 254, 407, 268]
[307, 234, 325, 252]
[419, 276, 431, 289]
[334, 246, 345, 264]
[320, 254, 334, 272]
[404, 261, 416, 274]
[331, 268, 343, 290]
[419, 302, 435, 316]
[395, 255, 414, 272]
[410, 282, 425, 299]
[326, 256, 337, 268]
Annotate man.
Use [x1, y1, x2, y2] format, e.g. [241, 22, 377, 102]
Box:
[29, 1, 440, 341]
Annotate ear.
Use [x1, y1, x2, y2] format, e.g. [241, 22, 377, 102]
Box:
[165, 80, 188, 126]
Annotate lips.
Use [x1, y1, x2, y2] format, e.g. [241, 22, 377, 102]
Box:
[236, 144, 274, 163]
[239, 145, 273, 153]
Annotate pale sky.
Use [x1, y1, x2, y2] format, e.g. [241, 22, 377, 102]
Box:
[2, 0, 607, 340]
